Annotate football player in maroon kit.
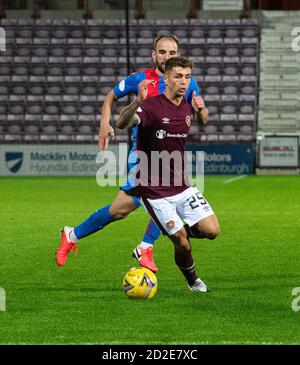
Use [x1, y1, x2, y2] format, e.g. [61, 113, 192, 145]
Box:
[56, 35, 204, 274]
[117, 56, 220, 292]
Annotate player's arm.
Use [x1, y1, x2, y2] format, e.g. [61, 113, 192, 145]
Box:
[192, 91, 209, 125]
[116, 79, 152, 129]
[116, 99, 141, 129]
[98, 89, 117, 151]
[188, 77, 209, 125]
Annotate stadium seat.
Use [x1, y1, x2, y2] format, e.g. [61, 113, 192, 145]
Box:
[207, 47, 222, 57]
[81, 104, 96, 115]
[29, 84, 44, 95]
[208, 28, 223, 39]
[201, 124, 218, 142]
[76, 125, 94, 142]
[102, 47, 118, 57]
[27, 103, 43, 115]
[24, 124, 40, 142]
[0, 85, 9, 95]
[242, 47, 256, 57]
[70, 28, 85, 39]
[84, 47, 101, 57]
[10, 103, 25, 115]
[61, 103, 77, 115]
[65, 65, 81, 76]
[46, 84, 62, 95]
[237, 124, 254, 141]
[45, 103, 60, 115]
[66, 47, 82, 58]
[31, 65, 47, 76]
[64, 84, 80, 95]
[224, 47, 240, 57]
[5, 124, 22, 142]
[32, 47, 48, 57]
[40, 125, 58, 142]
[86, 29, 102, 39]
[219, 124, 236, 142]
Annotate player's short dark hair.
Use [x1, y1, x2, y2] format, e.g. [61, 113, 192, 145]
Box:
[164, 56, 194, 73]
[153, 34, 179, 51]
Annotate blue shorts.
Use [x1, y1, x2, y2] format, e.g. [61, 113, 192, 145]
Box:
[121, 141, 141, 207]
[120, 180, 141, 208]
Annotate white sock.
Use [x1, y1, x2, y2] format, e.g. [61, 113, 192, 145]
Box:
[139, 241, 152, 249]
[69, 228, 78, 243]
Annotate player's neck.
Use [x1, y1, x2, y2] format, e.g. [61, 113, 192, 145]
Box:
[155, 67, 164, 76]
[164, 90, 183, 106]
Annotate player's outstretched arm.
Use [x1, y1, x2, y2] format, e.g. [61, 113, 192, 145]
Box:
[98, 90, 117, 151]
[116, 79, 152, 129]
[116, 99, 141, 129]
[191, 91, 209, 125]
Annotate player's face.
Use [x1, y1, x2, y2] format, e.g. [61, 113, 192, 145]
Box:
[152, 39, 179, 74]
[164, 67, 192, 97]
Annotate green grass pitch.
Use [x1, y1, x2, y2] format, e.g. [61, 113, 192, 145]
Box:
[0, 175, 299, 344]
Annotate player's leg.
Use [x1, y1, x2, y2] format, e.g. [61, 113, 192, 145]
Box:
[72, 189, 138, 239]
[56, 190, 138, 267]
[111, 191, 160, 273]
[169, 228, 210, 292]
[132, 219, 160, 273]
[187, 214, 220, 240]
[140, 195, 209, 291]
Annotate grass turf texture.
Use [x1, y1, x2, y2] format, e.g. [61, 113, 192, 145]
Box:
[0, 175, 299, 344]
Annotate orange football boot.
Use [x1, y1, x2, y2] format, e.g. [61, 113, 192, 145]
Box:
[132, 245, 158, 273]
[55, 227, 78, 267]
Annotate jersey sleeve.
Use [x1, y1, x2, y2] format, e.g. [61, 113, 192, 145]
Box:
[113, 72, 145, 99]
[135, 101, 153, 128]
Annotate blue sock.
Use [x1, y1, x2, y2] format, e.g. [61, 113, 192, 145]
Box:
[142, 220, 161, 245]
[74, 204, 114, 240]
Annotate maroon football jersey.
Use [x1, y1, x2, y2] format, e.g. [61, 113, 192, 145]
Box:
[135, 94, 193, 199]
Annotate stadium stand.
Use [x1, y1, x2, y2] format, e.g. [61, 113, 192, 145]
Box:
[0, 16, 259, 143]
[258, 11, 300, 133]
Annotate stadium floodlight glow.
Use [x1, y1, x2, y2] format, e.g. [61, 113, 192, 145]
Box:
[0, 27, 6, 52]
[291, 27, 300, 52]
[0, 288, 6, 312]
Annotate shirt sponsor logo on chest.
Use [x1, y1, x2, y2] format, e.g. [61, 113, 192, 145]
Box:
[156, 129, 187, 140]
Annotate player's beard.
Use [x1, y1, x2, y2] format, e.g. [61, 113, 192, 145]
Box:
[156, 62, 165, 74]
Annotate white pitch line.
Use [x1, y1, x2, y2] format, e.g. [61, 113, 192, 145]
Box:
[223, 175, 247, 184]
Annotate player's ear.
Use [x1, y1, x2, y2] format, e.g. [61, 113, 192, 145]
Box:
[151, 50, 156, 63]
[163, 74, 168, 86]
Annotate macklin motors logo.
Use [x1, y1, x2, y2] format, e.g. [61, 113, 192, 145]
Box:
[5, 152, 23, 173]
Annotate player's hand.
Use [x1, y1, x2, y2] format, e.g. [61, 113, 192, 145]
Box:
[98, 123, 115, 151]
[137, 79, 153, 103]
[191, 91, 205, 111]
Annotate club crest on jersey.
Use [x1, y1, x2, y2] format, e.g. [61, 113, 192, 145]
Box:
[185, 115, 191, 127]
[118, 79, 125, 92]
[162, 117, 170, 124]
[166, 220, 175, 229]
[156, 129, 166, 139]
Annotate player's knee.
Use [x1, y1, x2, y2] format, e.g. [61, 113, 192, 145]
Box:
[204, 225, 221, 240]
[109, 206, 129, 220]
[193, 224, 220, 240]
